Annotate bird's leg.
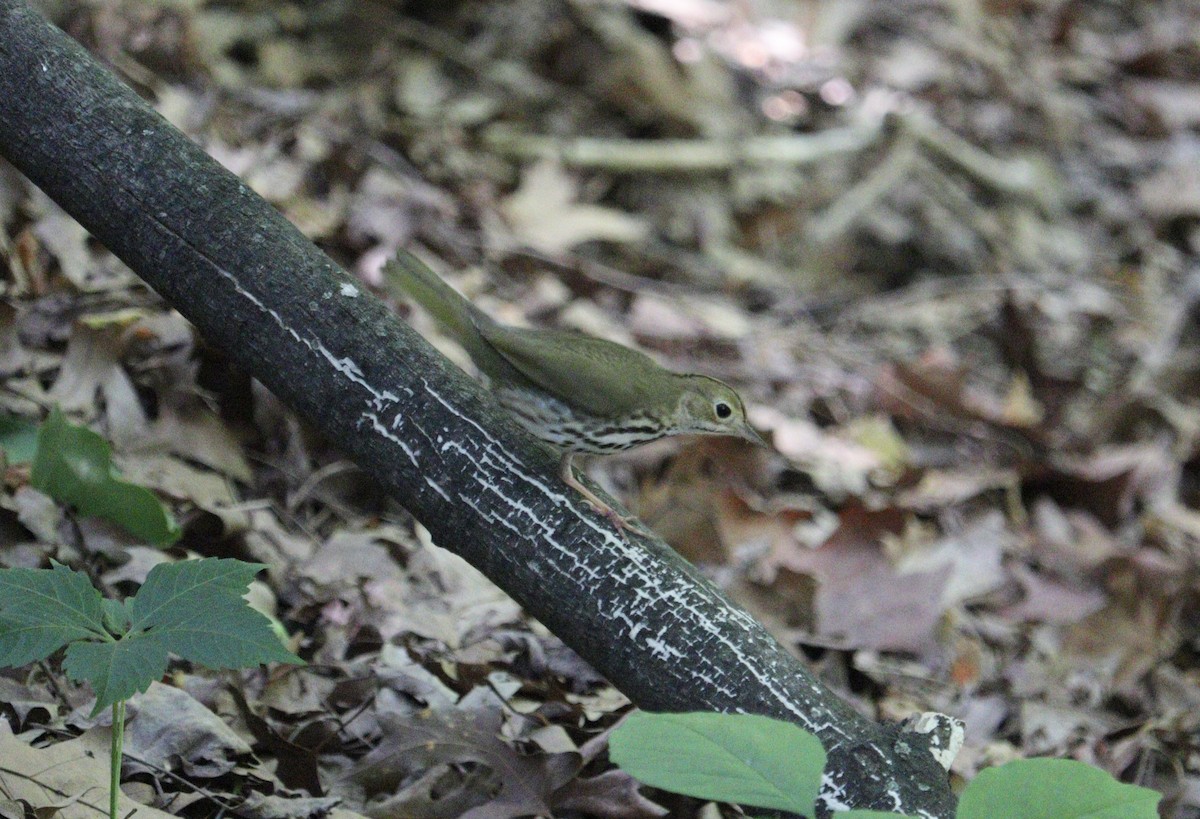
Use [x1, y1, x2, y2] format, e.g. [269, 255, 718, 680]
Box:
[559, 453, 649, 536]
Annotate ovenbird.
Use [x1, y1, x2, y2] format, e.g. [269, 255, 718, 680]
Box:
[384, 250, 766, 528]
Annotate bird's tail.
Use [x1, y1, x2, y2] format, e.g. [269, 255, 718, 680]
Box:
[383, 250, 497, 366]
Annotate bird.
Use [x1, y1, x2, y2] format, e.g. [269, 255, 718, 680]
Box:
[384, 249, 767, 531]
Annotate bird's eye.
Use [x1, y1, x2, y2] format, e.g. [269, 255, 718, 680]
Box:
[715, 401, 733, 419]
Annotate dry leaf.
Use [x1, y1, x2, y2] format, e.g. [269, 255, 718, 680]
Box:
[0, 721, 176, 819]
[497, 160, 647, 255]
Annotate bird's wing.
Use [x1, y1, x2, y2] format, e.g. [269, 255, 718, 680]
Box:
[480, 323, 667, 418]
[383, 251, 514, 379]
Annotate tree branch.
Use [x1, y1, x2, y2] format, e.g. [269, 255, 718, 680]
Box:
[0, 3, 956, 815]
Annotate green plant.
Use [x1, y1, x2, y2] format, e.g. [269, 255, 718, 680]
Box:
[609, 710, 825, 813]
[0, 558, 303, 819]
[609, 710, 1161, 818]
[0, 412, 40, 464]
[29, 407, 180, 545]
[955, 757, 1162, 819]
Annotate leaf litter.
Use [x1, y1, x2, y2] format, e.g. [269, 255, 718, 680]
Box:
[2, 0, 1200, 815]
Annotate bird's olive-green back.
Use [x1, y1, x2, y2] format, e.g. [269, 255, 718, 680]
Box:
[386, 249, 687, 418]
[479, 323, 685, 418]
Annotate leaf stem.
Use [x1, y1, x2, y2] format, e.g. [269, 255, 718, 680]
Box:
[110, 699, 125, 819]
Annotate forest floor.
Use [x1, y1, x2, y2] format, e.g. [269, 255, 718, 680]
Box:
[2, 0, 1199, 816]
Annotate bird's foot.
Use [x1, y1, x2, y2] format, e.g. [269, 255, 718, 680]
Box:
[561, 463, 651, 537]
[591, 501, 652, 538]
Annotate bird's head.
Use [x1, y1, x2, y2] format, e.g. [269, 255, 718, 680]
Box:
[674, 375, 769, 447]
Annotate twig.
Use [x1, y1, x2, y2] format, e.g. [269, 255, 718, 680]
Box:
[806, 131, 920, 246]
[482, 120, 884, 173]
[897, 111, 1062, 209]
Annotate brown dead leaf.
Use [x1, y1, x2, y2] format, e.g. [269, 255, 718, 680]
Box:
[148, 401, 252, 482]
[235, 794, 353, 819]
[553, 769, 668, 818]
[636, 437, 771, 564]
[0, 721, 176, 819]
[111, 451, 236, 510]
[346, 168, 455, 249]
[1001, 371, 1045, 426]
[494, 631, 607, 693]
[1136, 143, 1200, 219]
[11, 486, 61, 543]
[363, 533, 522, 647]
[1029, 499, 1127, 577]
[226, 684, 326, 796]
[889, 511, 1011, 607]
[627, 295, 706, 342]
[627, 294, 751, 344]
[123, 682, 252, 778]
[896, 466, 1020, 511]
[342, 707, 579, 819]
[752, 407, 888, 498]
[242, 508, 318, 564]
[563, 690, 630, 728]
[0, 302, 33, 376]
[777, 503, 952, 653]
[879, 350, 1049, 447]
[32, 210, 94, 289]
[1060, 551, 1184, 693]
[1019, 701, 1123, 757]
[1003, 563, 1107, 624]
[302, 531, 404, 590]
[1031, 443, 1176, 527]
[101, 545, 173, 586]
[728, 566, 817, 643]
[0, 677, 55, 732]
[49, 325, 145, 441]
[496, 160, 648, 255]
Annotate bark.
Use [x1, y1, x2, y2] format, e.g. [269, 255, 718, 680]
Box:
[0, 3, 956, 816]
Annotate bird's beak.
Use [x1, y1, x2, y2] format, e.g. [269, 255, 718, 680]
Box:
[739, 424, 772, 449]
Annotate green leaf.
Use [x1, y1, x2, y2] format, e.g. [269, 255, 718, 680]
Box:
[61, 558, 302, 716]
[0, 562, 109, 667]
[957, 758, 1161, 819]
[63, 634, 170, 713]
[0, 413, 40, 464]
[128, 559, 301, 669]
[30, 407, 181, 545]
[0, 559, 302, 717]
[101, 598, 131, 634]
[609, 711, 824, 815]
